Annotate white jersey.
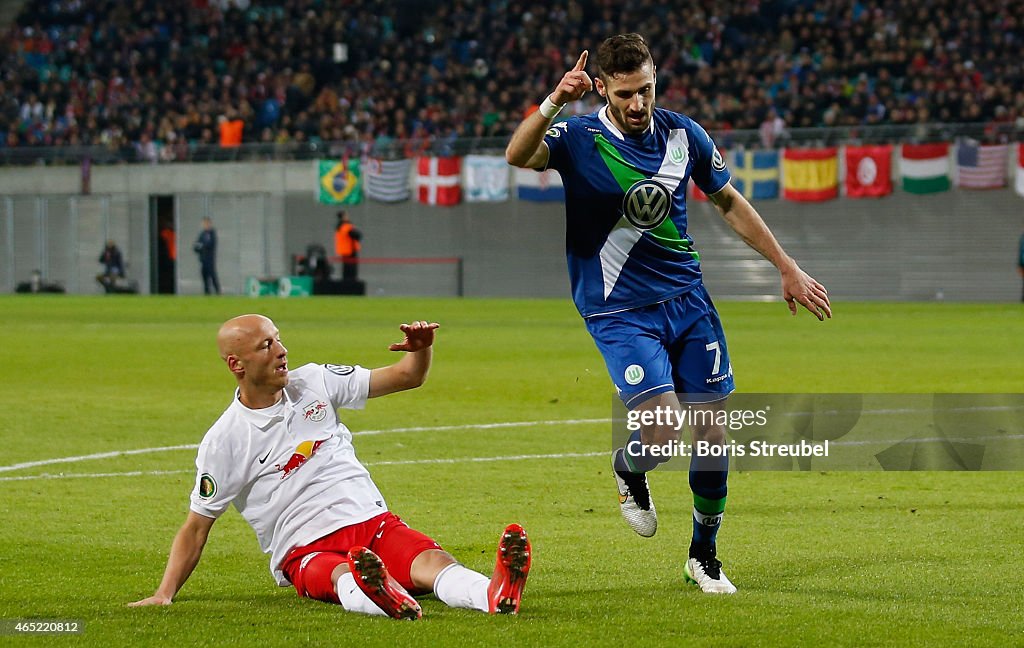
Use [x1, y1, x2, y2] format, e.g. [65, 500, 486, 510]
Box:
[189, 363, 387, 586]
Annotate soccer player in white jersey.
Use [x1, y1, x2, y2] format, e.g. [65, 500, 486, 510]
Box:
[506, 34, 830, 594]
[129, 314, 531, 619]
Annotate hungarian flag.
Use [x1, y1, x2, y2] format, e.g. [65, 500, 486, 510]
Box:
[416, 156, 462, 206]
[956, 142, 1008, 189]
[845, 145, 892, 198]
[900, 143, 950, 194]
[1016, 143, 1024, 198]
[782, 148, 838, 201]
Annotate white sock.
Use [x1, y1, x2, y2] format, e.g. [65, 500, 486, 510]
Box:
[336, 571, 388, 616]
[432, 563, 490, 612]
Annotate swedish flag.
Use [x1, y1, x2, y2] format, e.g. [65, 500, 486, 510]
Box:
[731, 150, 779, 199]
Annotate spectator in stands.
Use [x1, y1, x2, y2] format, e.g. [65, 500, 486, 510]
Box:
[3, 0, 1024, 154]
[218, 112, 244, 148]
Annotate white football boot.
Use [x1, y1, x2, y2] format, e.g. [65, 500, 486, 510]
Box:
[611, 451, 657, 537]
[684, 544, 737, 594]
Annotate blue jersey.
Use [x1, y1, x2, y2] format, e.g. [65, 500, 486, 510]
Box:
[543, 106, 730, 317]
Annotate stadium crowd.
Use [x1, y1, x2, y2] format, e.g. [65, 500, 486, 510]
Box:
[1, 0, 1022, 157]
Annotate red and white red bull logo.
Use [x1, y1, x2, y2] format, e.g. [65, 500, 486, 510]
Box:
[303, 400, 329, 422]
[275, 439, 326, 478]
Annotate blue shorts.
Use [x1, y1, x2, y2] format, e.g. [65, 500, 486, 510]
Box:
[585, 285, 735, 409]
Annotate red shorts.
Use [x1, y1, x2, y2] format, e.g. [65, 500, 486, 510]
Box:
[280, 512, 442, 603]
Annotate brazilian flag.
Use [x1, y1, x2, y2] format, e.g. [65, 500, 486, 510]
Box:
[318, 159, 362, 204]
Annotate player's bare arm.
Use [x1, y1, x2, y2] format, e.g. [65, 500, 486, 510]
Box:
[369, 321, 440, 398]
[709, 183, 831, 320]
[505, 51, 593, 169]
[128, 511, 215, 606]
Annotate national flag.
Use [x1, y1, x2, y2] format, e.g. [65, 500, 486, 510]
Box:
[317, 158, 361, 205]
[956, 142, 1008, 189]
[1016, 143, 1024, 198]
[515, 168, 564, 202]
[463, 155, 510, 202]
[416, 156, 461, 206]
[364, 158, 412, 203]
[900, 143, 950, 194]
[731, 149, 779, 199]
[845, 145, 893, 198]
[687, 146, 731, 202]
[688, 182, 708, 202]
[782, 148, 838, 201]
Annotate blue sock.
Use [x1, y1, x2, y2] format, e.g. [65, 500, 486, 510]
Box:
[614, 430, 669, 474]
[689, 454, 728, 547]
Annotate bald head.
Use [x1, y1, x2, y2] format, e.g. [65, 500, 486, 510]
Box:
[217, 314, 275, 360]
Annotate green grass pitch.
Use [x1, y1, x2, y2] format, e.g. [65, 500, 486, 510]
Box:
[1, 296, 1022, 647]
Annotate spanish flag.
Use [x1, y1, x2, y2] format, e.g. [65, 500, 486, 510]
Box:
[782, 148, 838, 202]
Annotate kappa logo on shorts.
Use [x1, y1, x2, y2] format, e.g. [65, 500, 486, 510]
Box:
[623, 179, 671, 231]
[624, 364, 645, 386]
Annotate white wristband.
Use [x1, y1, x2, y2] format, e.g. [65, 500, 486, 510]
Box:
[538, 95, 565, 120]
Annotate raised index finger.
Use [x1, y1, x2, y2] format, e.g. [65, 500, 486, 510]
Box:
[573, 50, 588, 72]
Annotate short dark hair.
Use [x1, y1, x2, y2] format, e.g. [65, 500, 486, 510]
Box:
[596, 33, 653, 81]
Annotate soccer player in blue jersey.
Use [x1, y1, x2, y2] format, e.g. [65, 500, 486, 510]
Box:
[506, 34, 831, 594]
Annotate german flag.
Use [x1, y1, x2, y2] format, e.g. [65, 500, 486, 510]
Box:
[782, 148, 838, 202]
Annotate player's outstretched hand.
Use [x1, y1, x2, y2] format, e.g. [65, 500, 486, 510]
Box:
[127, 594, 172, 607]
[550, 51, 593, 105]
[782, 266, 831, 320]
[388, 321, 440, 352]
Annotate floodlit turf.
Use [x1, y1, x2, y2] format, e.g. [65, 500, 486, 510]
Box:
[1, 296, 1022, 647]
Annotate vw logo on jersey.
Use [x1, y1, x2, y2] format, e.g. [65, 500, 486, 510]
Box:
[712, 148, 727, 171]
[622, 179, 672, 231]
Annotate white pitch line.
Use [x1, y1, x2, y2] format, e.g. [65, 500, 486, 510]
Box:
[0, 451, 609, 483]
[0, 444, 201, 474]
[2, 407, 1020, 476]
[0, 418, 610, 474]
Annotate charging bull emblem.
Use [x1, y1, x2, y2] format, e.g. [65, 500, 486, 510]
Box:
[303, 400, 329, 423]
[275, 439, 326, 478]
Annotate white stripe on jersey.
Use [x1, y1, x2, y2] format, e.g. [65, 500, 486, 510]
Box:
[597, 124, 691, 299]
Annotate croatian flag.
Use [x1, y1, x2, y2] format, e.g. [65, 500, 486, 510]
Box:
[416, 156, 462, 206]
[956, 142, 1007, 189]
[516, 168, 564, 202]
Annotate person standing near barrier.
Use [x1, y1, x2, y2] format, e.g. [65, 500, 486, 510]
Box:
[194, 217, 221, 295]
[335, 210, 362, 281]
[97, 240, 125, 292]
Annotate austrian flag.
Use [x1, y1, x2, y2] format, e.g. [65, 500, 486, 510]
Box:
[416, 156, 462, 206]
